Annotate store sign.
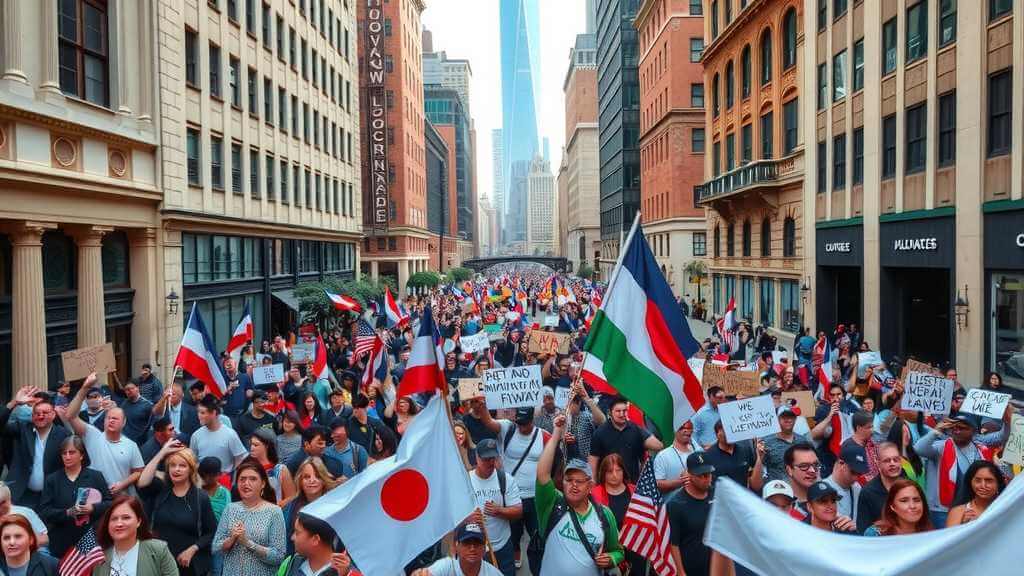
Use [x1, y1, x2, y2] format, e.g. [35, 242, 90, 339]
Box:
[824, 242, 851, 253]
[366, 1, 388, 233]
[1016, 233, 1024, 248]
[893, 237, 938, 251]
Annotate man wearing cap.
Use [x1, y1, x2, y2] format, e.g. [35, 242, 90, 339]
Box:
[130, 362, 164, 405]
[804, 481, 857, 533]
[80, 387, 108, 431]
[468, 438, 522, 576]
[667, 452, 715, 576]
[702, 420, 764, 492]
[823, 443, 867, 522]
[414, 522, 503, 576]
[653, 421, 701, 494]
[761, 404, 809, 482]
[856, 442, 905, 533]
[762, 479, 796, 513]
[232, 391, 277, 448]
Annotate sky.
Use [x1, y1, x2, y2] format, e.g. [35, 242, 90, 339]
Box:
[421, 0, 587, 203]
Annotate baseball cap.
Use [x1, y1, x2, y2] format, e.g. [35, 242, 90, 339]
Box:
[777, 404, 797, 418]
[476, 439, 499, 459]
[455, 522, 486, 544]
[838, 443, 870, 475]
[762, 480, 795, 501]
[949, 413, 977, 429]
[514, 407, 535, 425]
[807, 481, 841, 502]
[686, 452, 715, 476]
[564, 458, 593, 479]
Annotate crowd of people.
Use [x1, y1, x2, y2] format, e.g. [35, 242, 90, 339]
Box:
[0, 268, 1018, 576]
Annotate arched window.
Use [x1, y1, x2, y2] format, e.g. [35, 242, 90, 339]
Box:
[727, 222, 736, 256]
[742, 219, 752, 256]
[761, 217, 772, 256]
[714, 225, 721, 257]
[783, 8, 798, 69]
[760, 29, 773, 85]
[725, 60, 735, 109]
[783, 217, 796, 257]
[713, 72, 720, 117]
[741, 45, 752, 98]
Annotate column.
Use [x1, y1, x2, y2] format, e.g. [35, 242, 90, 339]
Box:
[129, 228, 158, 376]
[38, 0, 61, 95]
[370, 260, 379, 281]
[115, 2, 133, 115]
[135, 0, 153, 123]
[9, 222, 56, 393]
[72, 226, 113, 350]
[2, 0, 27, 84]
[398, 260, 410, 296]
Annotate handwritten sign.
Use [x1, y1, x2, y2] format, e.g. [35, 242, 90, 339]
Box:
[527, 331, 572, 355]
[61, 343, 117, 381]
[460, 332, 491, 354]
[702, 365, 761, 397]
[960, 389, 1011, 419]
[457, 378, 484, 402]
[901, 372, 956, 415]
[718, 395, 781, 443]
[543, 316, 559, 328]
[291, 343, 314, 363]
[857, 352, 883, 378]
[555, 386, 572, 409]
[781, 391, 816, 418]
[482, 365, 544, 409]
[687, 358, 706, 384]
[1003, 414, 1024, 467]
[904, 358, 942, 376]
[252, 363, 285, 386]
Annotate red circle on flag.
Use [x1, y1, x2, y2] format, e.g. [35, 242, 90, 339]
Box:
[380, 469, 429, 521]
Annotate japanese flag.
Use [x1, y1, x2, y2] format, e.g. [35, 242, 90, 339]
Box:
[302, 395, 476, 575]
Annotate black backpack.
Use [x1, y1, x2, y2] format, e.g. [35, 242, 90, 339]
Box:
[534, 494, 615, 558]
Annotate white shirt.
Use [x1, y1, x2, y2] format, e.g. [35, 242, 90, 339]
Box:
[28, 427, 49, 492]
[299, 559, 334, 576]
[83, 426, 144, 489]
[168, 401, 182, 431]
[539, 502, 606, 576]
[189, 425, 248, 473]
[823, 475, 862, 522]
[426, 556, 504, 576]
[469, 468, 522, 549]
[108, 541, 140, 576]
[653, 442, 702, 484]
[495, 420, 546, 498]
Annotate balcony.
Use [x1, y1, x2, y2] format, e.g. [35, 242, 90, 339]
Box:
[697, 154, 804, 207]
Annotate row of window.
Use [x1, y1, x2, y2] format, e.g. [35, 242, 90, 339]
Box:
[816, 41, 862, 109]
[185, 128, 356, 216]
[712, 217, 797, 258]
[712, 275, 801, 333]
[710, 99, 799, 177]
[183, 233, 355, 284]
[210, 0, 351, 62]
[879, 0, 957, 78]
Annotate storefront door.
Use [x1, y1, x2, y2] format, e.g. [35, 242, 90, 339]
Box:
[992, 273, 1024, 390]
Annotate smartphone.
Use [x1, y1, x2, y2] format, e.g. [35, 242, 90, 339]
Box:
[76, 487, 89, 507]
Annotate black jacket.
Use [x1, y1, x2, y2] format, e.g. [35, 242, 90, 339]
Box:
[139, 480, 217, 576]
[0, 553, 58, 576]
[0, 405, 70, 503]
[856, 475, 899, 533]
[158, 401, 201, 443]
[39, 468, 113, 558]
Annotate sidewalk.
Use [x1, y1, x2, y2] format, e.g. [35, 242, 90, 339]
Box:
[687, 316, 714, 342]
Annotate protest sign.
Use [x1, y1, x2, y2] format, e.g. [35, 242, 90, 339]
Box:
[904, 358, 942, 376]
[543, 316, 559, 328]
[781, 391, 816, 418]
[291, 343, 314, 363]
[771, 351, 789, 365]
[527, 331, 572, 355]
[702, 364, 761, 397]
[718, 395, 780, 443]
[900, 372, 956, 415]
[555, 386, 572, 409]
[253, 363, 285, 386]
[687, 358, 706, 384]
[959, 389, 1011, 419]
[857, 352, 883, 378]
[1003, 414, 1024, 467]
[482, 365, 543, 409]
[457, 378, 484, 402]
[460, 332, 490, 354]
[504, 311, 520, 321]
[61, 343, 117, 381]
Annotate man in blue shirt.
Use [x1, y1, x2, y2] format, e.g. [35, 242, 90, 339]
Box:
[692, 386, 727, 449]
[325, 418, 369, 479]
[220, 357, 252, 418]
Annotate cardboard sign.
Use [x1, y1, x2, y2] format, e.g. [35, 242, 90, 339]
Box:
[253, 363, 286, 386]
[291, 343, 314, 363]
[904, 358, 942, 376]
[781, 391, 816, 418]
[901, 372, 956, 415]
[457, 378, 484, 401]
[528, 331, 572, 355]
[702, 365, 761, 397]
[543, 316, 559, 328]
[718, 395, 781, 443]
[555, 386, 572, 409]
[960, 389, 1011, 419]
[687, 358, 706, 384]
[482, 365, 544, 409]
[61, 343, 117, 381]
[460, 332, 491, 354]
[1003, 414, 1024, 466]
[857, 352, 884, 378]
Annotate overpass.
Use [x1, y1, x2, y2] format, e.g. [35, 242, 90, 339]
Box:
[461, 256, 570, 273]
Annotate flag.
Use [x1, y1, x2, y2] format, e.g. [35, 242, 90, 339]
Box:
[225, 302, 253, 362]
[302, 396, 476, 576]
[312, 333, 330, 382]
[361, 335, 387, 390]
[619, 461, 676, 576]
[384, 287, 410, 329]
[326, 290, 362, 313]
[352, 319, 379, 360]
[174, 303, 227, 398]
[582, 214, 705, 444]
[828, 411, 851, 457]
[58, 527, 105, 576]
[716, 297, 737, 352]
[398, 307, 446, 398]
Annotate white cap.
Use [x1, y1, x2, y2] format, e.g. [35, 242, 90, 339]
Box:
[762, 479, 795, 501]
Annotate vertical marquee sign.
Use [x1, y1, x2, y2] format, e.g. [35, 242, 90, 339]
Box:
[365, 0, 388, 234]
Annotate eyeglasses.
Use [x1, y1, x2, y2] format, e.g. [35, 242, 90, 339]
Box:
[793, 463, 821, 472]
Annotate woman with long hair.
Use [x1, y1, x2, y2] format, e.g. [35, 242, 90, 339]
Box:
[94, 495, 178, 576]
[384, 396, 419, 437]
[864, 479, 933, 536]
[137, 442, 217, 576]
[281, 457, 340, 556]
[370, 426, 397, 461]
[213, 458, 286, 576]
[39, 435, 112, 558]
[452, 421, 476, 470]
[0, 515, 57, 576]
[884, 416, 926, 490]
[297, 392, 322, 431]
[591, 454, 635, 526]
[249, 429, 295, 505]
[946, 460, 1006, 526]
[276, 410, 303, 463]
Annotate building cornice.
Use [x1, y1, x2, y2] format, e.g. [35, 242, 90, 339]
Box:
[162, 210, 363, 241]
[0, 102, 158, 149]
[639, 107, 705, 144]
[566, 122, 599, 149]
[0, 162, 162, 202]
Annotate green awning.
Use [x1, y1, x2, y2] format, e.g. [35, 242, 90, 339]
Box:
[271, 289, 300, 312]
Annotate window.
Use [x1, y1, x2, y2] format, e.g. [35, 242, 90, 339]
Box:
[712, 73, 720, 117]
[303, 102, 310, 143]
[742, 220, 752, 257]
[988, 70, 1012, 157]
[742, 277, 754, 320]
[185, 29, 199, 86]
[265, 154, 275, 201]
[741, 124, 752, 164]
[727, 222, 735, 256]
[247, 68, 257, 113]
[292, 95, 299, 134]
[883, 18, 897, 75]
[245, 0, 255, 32]
[249, 148, 259, 198]
[278, 87, 286, 128]
[691, 83, 704, 108]
[230, 143, 242, 194]
[760, 111, 773, 159]
[301, 39, 308, 79]
[725, 61, 735, 109]
[939, 0, 956, 46]
[713, 141, 721, 176]
[692, 128, 705, 153]
[209, 44, 221, 98]
[58, 0, 109, 106]
[726, 132, 736, 171]
[834, 0, 847, 19]
[229, 56, 241, 107]
[277, 16, 285, 57]
[304, 168, 312, 207]
[262, 3, 271, 45]
[690, 0, 703, 16]
[783, 217, 796, 257]
[817, 141, 828, 193]
[741, 45, 751, 98]
[714, 226, 721, 257]
[760, 29, 772, 86]
[781, 280, 800, 332]
[711, 1, 719, 38]
[760, 278, 775, 327]
[833, 134, 846, 189]
[187, 128, 200, 186]
[227, 0, 238, 22]
[760, 218, 771, 256]
[294, 165, 301, 206]
[211, 136, 224, 190]
[906, 1, 928, 63]
[833, 50, 847, 101]
[852, 127, 864, 184]
[938, 91, 956, 166]
[852, 39, 864, 91]
[783, 99, 799, 154]
[280, 160, 289, 204]
[713, 276, 722, 312]
[817, 63, 828, 110]
[724, 0, 732, 24]
[290, 27, 297, 66]
[693, 232, 706, 256]
[990, 0, 1011, 21]
[783, 9, 797, 69]
[882, 114, 897, 178]
[818, 0, 827, 31]
[906, 103, 927, 173]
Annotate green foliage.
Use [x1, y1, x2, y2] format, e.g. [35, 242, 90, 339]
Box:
[296, 277, 390, 330]
[577, 262, 594, 280]
[407, 271, 442, 289]
[446, 267, 473, 283]
[684, 259, 708, 280]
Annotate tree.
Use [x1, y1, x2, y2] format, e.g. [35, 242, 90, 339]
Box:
[683, 260, 709, 302]
[295, 277, 390, 331]
[446, 267, 473, 283]
[577, 262, 594, 280]
[407, 271, 442, 290]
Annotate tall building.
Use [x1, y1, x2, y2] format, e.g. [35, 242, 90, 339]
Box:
[563, 32, 602, 274]
[425, 86, 475, 262]
[477, 195, 498, 257]
[698, 1, 806, 337]
[636, 0, 707, 298]
[422, 30, 473, 116]
[358, 0, 429, 293]
[499, 0, 541, 245]
[424, 119, 459, 271]
[596, 0, 641, 280]
[491, 128, 505, 245]
[808, 2, 1024, 389]
[527, 156, 557, 255]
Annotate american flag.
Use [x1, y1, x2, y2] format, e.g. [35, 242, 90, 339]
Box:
[352, 319, 379, 360]
[619, 460, 677, 576]
[58, 527, 106, 576]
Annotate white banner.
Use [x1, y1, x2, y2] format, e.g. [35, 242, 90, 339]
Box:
[482, 365, 544, 409]
[459, 332, 490, 354]
[252, 363, 285, 386]
[717, 395, 780, 443]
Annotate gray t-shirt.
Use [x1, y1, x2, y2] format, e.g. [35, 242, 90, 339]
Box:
[189, 425, 248, 473]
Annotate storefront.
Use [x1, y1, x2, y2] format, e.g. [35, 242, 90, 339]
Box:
[816, 223, 863, 333]
[879, 215, 956, 366]
[984, 207, 1024, 395]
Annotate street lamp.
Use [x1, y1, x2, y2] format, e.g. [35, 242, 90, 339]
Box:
[800, 278, 811, 333]
[166, 289, 180, 316]
[954, 284, 970, 329]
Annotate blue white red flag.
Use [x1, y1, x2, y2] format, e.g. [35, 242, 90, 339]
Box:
[174, 303, 227, 398]
[225, 302, 253, 362]
[384, 287, 410, 329]
[398, 307, 446, 398]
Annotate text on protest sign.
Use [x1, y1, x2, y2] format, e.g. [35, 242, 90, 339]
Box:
[702, 365, 761, 397]
[900, 372, 956, 415]
[554, 386, 572, 409]
[543, 316, 559, 328]
[61, 343, 117, 381]
[457, 378, 484, 402]
[857, 352, 883, 379]
[291, 343, 314, 363]
[459, 332, 491, 354]
[482, 365, 544, 409]
[527, 331, 572, 355]
[959, 389, 1011, 419]
[1003, 414, 1024, 467]
[717, 395, 781, 443]
[253, 363, 286, 386]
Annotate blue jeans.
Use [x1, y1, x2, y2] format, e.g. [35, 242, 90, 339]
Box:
[930, 510, 949, 529]
[492, 539, 515, 576]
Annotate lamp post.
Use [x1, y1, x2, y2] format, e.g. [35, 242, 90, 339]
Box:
[166, 289, 180, 316]
[800, 278, 811, 334]
[954, 284, 970, 329]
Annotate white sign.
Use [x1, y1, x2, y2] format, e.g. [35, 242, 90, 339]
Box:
[718, 395, 780, 443]
[253, 363, 285, 386]
[771, 351, 789, 365]
[482, 365, 544, 409]
[460, 332, 491, 354]
[1003, 414, 1024, 466]
[543, 316, 559, 328]
[291, 343, 314, 363]
[687, 358, 706, 384]
[960, 389, 1012, 419]
[857, 352, 883, 378]
[901, 372, 956, 415]
[554, 386, 572, 409]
